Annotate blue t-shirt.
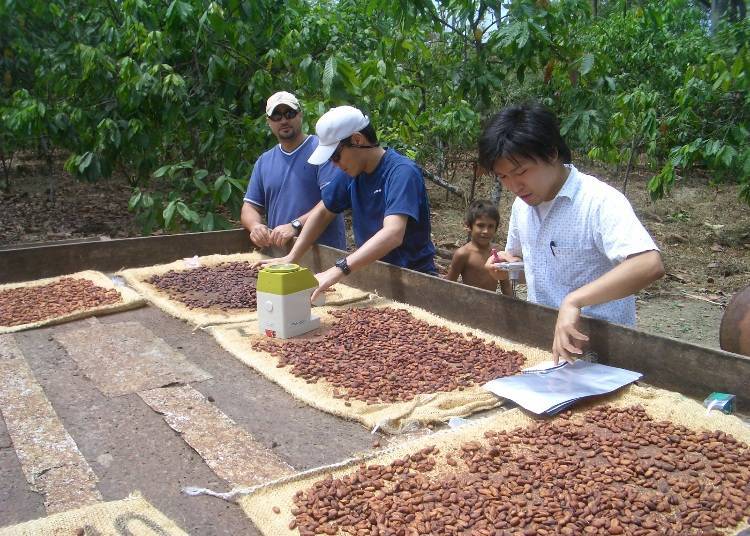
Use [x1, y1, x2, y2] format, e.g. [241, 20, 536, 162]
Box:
[244, 135, 347, 250]
[322, 148, 436, 273]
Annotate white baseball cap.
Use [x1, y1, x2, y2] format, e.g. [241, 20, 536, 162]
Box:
[307, 106, 371, 165]
[265, 91, 300, 116]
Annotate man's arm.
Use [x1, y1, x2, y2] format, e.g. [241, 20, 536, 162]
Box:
[553, 250, 665, 363]
[346, 214, 406, 271]
[445, 248, 468, 281]
[311, 214, 407, 301]
[269, 205, 324, 248]
[255, 201, 337, 267]
[240, 202, 272, 248]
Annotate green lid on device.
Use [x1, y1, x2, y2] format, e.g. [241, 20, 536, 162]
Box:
[257, 264, 319, 295]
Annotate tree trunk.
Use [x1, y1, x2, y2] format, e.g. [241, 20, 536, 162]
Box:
[0, 152, 12, 193]
[622, 137, 638, 195]
[491, 176, 503, 206]
[41, 137, 55, 205]
[470, 162, 479, 203]
[592, 0, 598, 17]
[422, 170, 463, 198]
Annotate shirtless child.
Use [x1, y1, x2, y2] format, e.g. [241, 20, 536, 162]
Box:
[446, 200, 512, 295]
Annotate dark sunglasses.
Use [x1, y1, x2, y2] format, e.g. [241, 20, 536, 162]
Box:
[268, 109, 299, 122]
[330, 139, 379, 163]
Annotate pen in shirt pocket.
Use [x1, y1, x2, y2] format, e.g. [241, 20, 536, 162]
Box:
[550, 240, 556, 257]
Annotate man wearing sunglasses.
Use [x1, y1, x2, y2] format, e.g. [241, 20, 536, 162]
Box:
[258, 105, 437, 301]
[240, 91, 346, 251]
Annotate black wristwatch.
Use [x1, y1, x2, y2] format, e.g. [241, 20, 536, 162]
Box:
[291, 219, 303, 235]
[335, 257, 351, 275]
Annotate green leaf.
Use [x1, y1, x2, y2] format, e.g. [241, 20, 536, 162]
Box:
[208, 55, 225, 83]
[176, 201, 201, 223]
[166, 1, 193, 23]
[153, 165, 171, 178]
[128, 190, 142, 211]
[322, 56, 337, 96]
[560, 113, 577, 136]
[732, 56, 744, 78]
[517, 23, 530, 49]
[227, 177, 246, 191]
[719, 145, 737, 168]
[214, 174, 227, 191]
[516, 64, 525, 84]
[78, 152, 93, 173]
[193, 170, 209, 193]
[377, 59, 387, 76]
[220, 181, 232, 203]
[163, 200, 177, 228]
[580, 53, 595, 76]
[212, 214, 232, 230]
[202, 212, 215, 231]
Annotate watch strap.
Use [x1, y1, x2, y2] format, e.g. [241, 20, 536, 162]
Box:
[335, 257, 351, 275]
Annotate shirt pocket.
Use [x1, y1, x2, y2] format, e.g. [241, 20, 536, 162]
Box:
[550, 245, 597, 289]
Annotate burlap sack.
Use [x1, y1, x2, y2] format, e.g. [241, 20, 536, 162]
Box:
[0, 493, 187, 536]
[210, 298, 552, 434]
[241, 383, 750, 536]
[118, 252, 370, 327]
[0, 270, 145, 334]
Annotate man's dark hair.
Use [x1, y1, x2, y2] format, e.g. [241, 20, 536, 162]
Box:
[465, 199, 500, 227]
[478, 102, 571, 171]
[357, 123, 378, 144]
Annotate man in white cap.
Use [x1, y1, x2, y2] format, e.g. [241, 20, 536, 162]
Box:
[259, 105, 437, 301]
[240, 91, 346, 250]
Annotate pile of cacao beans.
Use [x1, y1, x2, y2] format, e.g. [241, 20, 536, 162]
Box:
[286, 405, 750, 535]
[0, 278, 121, 327]
[147, 261, 259, 310]
[255, 307, 526, 404]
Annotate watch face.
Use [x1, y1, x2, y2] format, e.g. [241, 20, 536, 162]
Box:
[335, 258, 350, 274]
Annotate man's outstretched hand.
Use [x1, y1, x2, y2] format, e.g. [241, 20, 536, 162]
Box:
[311, 266, 344, 303]
[552, 298, 589, 364]
[251, 255, 295, 270]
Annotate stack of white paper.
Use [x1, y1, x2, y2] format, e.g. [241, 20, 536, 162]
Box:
[483, 360, 642, 415]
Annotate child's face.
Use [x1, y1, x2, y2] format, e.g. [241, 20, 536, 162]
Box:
[467, 215, 498, 246]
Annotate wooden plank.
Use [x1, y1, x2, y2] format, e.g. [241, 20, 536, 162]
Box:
[0, 335, 102, 514]
[0, 230, 254, 284]
[54, 319, 211, 397]
[139, 385, 295, 487]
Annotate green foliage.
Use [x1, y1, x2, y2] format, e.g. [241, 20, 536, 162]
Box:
[540, 0, 749, 201]
[1, 0, 749, 229]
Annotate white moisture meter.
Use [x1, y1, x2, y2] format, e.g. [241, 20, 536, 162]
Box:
[493, 261, 525, 277]
[256, 263, 321, 339]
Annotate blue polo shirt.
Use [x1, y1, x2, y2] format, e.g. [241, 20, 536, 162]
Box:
[244, 135, 347, 250]
[321, 148, 436, 273]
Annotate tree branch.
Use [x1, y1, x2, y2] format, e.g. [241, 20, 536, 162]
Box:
[422, 169, 464, 198]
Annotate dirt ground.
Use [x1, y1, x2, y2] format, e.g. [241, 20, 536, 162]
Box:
[1, 155, 749, 349]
